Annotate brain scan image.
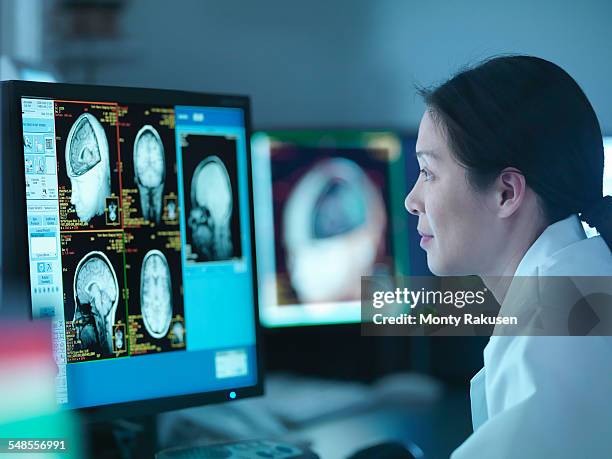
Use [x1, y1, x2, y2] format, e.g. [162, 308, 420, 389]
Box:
[108, 200, 118, 223]
[282, 158, 387, 303]
[169, 321, 185, 346]
[72, 251, 119, 356]
[115, 327, 124, 350]
[65, 113, 111, 223]
[134, 125, 165, 223]
[188, 156, 234, 261]
[167, 199, 177, 221]
[140, 249, 173, 339]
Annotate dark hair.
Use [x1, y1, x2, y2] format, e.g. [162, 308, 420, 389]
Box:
[418, 55, 612, 251]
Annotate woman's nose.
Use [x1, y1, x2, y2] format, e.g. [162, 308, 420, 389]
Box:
[405, 186, 422, 216]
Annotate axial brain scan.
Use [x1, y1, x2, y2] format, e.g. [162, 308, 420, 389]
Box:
[134, 125, 165, 223]
[140, 249, 173, 339]
[188, 156, 233, 261]
[72, 252, 119, 355]
[283, 158, 387, 303]
[65, 113, 111, 223]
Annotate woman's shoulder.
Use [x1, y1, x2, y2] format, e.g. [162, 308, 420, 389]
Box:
[539, 235, 612, 276]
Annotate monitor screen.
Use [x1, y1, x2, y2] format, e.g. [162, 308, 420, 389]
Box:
[583, 137, 612, 237]
[17, 83, 260, 413]
[252, 131, 408, 328]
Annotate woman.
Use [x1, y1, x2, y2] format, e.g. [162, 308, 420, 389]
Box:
[405, 56, 612, 458]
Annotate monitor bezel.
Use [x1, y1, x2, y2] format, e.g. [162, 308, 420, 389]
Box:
[4, 80, 264, 422]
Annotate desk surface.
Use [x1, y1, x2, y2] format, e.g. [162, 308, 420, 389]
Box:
[287, 387, 472, 459]
[156, 381, 473, 459]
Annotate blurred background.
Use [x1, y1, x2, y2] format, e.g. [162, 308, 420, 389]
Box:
[1, 1, 611, 458]
[3, 0, 612, 131]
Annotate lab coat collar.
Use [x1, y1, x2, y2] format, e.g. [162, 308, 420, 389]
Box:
[513, 214, 586, 277]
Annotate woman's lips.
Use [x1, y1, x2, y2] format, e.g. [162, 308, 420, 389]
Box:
[418, 230, 433, 248]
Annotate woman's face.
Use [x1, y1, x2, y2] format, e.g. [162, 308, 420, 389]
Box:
[405, 111, 500, 276]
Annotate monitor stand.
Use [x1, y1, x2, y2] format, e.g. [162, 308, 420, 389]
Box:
[87, 415, 157, 459]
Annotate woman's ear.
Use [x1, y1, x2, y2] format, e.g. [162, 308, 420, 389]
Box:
[496, 167, 526, 218]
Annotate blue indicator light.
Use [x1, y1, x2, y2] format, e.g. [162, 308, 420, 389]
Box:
[229, 391, 237, 399]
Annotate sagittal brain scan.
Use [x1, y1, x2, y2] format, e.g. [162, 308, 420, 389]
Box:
[278, 156, 389, 305]
[188, 156, 233, 260]
[65, 113, 111, 223]
[181, 134, 242, 263]
[140, 249, 173, 338]
[72, 251, 120, 357]
[134, 125, 165, 224]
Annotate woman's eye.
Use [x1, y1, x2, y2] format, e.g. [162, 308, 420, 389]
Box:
[419, 168, 433, 181]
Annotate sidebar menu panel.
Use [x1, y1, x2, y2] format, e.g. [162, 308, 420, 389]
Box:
[21, 97, 68, 404]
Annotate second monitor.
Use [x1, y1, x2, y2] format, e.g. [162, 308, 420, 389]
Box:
[252, 130, 411, 328]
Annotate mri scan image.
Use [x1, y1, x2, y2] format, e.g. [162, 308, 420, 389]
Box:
[114, 327, 124, 351]
[140, 249, 173, 339]
[65, 113, 111, 223]
[282, 158, 387, 303]
[72, 251, 120, 356]
[134, 125, 165, 224]
[167, 199, 177, 221]
[188, 156, 234, 261]
[169, 321, 185, 346]
[108, 200, 118, 223]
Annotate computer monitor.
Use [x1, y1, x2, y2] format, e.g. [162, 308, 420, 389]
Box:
[251, 130, 410, 328]
[1, 81, 262, 419]
[583, 136, 612, 237]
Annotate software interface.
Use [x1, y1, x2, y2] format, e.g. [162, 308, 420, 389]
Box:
[22, 97, 257, 409]
[252, 132, 404, 327]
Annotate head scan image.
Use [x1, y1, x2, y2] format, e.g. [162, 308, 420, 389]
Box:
[167, 200, 177, 221]
[108, 200, 118, 222]
[72, 251, 119, 356]
[65, 113, 111, 223]
[188, 156, 234, 261]
[170, 321, 185, 346]
[115, 327, 124, 350]
[134, 125, 165, 223]
[282, 158, 387, 303]
[140, 249, 173, 339]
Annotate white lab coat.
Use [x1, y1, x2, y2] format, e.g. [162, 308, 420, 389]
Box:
[451, 214, 612, 459]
